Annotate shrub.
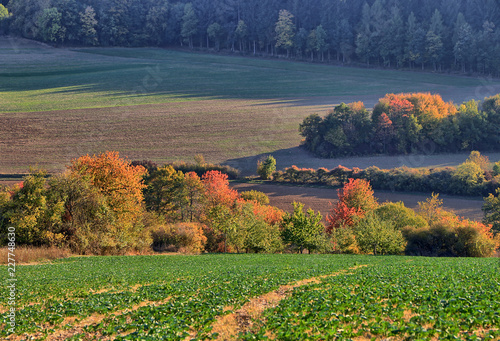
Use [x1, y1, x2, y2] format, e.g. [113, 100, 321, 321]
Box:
[467, 151, 490, 172]
[493, 161, 500, 176]
[257, 155, 276, 180]
[375, 202, 428, 230]
[483, 188, 500, 233]
[0, 246, 72, 264]
[172, 161, 239, 179]
[240, 190, 270, 205]
[453, 160, 484, 193]
[404, 224, 458, 257]
[151, 222, 207, 254]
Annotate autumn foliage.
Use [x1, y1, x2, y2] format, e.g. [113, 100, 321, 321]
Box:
[327, 178, 378, 232]
[300, 92, 500, 157]
[70, 151, 147, 222]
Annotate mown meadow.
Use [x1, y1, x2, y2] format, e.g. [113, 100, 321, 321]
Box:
[0, 254, 499, 340]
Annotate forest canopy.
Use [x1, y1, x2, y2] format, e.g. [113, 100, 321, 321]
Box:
[2, 0, 500, 75]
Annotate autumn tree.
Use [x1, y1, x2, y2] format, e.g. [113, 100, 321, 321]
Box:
[202, 170, 239, 211]
[66, 151, 150, 254]
[201, 170, 240, 252]
[327, 178, 378, 231]
[69, 151, 146, 223]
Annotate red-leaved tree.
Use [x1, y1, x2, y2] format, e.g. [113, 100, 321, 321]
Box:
[327, 178, 378, 232]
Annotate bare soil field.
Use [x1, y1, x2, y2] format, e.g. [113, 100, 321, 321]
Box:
[0, 99, 330, 173]
[231, 182, 485, 222]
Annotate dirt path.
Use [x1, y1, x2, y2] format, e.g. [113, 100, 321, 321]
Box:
[210, 265, 368, 340]
[231, 182, 485, 221]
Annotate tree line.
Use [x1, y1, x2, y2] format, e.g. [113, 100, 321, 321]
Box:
[1, 0, 500, 75]
[0, 151, 499, 257]
[300, 93, 500, 158]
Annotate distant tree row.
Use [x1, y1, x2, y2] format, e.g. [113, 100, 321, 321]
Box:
[2, 0, 500, 75]
[300, 93, 500, 158]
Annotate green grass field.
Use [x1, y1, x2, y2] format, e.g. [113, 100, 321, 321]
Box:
[1, 47, 497, 113]
[1, 254, 498, 340]
[2, 43, 500, 174]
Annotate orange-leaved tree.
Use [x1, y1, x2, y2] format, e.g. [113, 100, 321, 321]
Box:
[201, 170, 240, 252]
[69, 151, 147, 224]
[327, 178, 378, 232]
[201, 170, 239, 210]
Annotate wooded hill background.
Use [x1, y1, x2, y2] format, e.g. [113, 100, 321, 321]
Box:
[0, 0, 499, 75]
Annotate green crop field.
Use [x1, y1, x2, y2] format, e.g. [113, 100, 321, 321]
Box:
[1, 46, 497, 113]
[2, 43, 500, 174]
[0, 254, 498, 340]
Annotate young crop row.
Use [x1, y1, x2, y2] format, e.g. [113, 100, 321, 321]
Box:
[244, 257, 500, 340]
[1, 254, 370, 339]
[2, 255, 498, 340]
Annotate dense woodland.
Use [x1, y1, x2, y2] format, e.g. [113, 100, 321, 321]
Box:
[1, 0, 500, 74]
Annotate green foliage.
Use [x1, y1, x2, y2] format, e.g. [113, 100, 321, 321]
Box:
[467, 150, 490, 171]
[493, 161, 500, 176]
[240, 190, 270, 205]
[0, 4, 9, 20]
[375, 202, 428, 230]
[275, 9, 295, 55]
[300, 93, 500, 158]
[1, 170, 49, 245]
[273, 164, 499, 198]
[281, 202, 325, 253]
[144, 165, 185, 219]
[249, 257, 500, 340]
[453, 160, 484, 191]
[37, 7, 65, 43]
[233, 204, 283, 254]
[207, 22, 224, 51]
[181, 3, 197, 48]
[171, 160, 239, 180]
[257, 155, 276, 180]
[329, 226, 358, 254]
[79, 6, 98, 45]
[483, 188, 500, 233]
[353, 212, 406, 255]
